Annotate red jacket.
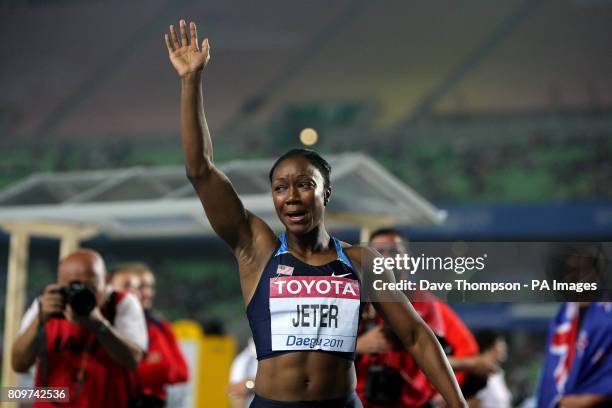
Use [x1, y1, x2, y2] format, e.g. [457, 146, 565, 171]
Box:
[34, 291, 131, 408]
[136, 311, 189, 401]
[356, 298, 444, 408]
[437, 302, 479, 386]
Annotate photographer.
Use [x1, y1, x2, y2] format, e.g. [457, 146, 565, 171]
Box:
[11, 249, 148, 407]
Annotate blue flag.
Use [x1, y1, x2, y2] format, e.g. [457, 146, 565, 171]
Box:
[537, 302, 612, 408]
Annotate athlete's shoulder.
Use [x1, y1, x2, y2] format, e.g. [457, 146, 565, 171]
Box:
[342, 244, 379, 270]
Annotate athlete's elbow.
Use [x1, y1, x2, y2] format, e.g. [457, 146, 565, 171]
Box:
[185, 159, 213, 180]
[404, 320, 429, 350]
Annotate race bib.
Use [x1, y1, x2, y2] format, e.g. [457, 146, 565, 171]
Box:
[269, 276, 360, 353]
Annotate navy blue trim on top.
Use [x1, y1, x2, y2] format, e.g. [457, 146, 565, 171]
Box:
[332, 236, 355, 270]
[273, 232, 290, 256]
[273, 232, 355, 270]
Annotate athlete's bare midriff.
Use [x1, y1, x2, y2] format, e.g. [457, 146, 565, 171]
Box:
[254, 351, 355, 401]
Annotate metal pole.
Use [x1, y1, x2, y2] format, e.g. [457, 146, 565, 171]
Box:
[59, 234, 80, 260]
[2, 231, 30, 387]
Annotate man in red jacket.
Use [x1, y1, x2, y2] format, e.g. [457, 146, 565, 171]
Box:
[12, 249, 148, 408]
[110, 263, 189, 407]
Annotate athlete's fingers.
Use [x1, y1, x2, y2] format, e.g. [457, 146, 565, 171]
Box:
[164, 33, 174, 52]
[179, 19, 188, 47]
[189, 21, 198, 49]
[170, 24, 180, 49]
[202, 38, 210, 62]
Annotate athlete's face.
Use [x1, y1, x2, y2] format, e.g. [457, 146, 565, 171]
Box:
[271, 157, 330, 235]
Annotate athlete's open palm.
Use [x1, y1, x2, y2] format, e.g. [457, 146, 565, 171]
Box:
[164, 19, 210, 77]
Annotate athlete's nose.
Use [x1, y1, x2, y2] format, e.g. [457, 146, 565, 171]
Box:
[285, 185, 301, 205]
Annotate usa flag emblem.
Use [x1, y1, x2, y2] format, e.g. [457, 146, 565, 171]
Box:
[276, 264, 294, 276]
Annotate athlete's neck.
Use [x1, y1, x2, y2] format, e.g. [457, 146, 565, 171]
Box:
[285, 225, 331, 257]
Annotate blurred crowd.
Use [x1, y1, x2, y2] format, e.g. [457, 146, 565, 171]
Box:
[3, 231, 611, 407]
[2, 127, 611, 202]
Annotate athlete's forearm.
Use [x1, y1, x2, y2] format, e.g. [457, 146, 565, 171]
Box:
[407, 322, 466, 408]
[180, 71, 213, 178]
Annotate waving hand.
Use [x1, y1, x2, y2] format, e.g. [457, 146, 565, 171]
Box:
[164, 20, 210, 78]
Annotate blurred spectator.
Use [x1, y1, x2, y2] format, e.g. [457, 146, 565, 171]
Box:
[356, 228, 446, 407]
[474, 330, 512, 408]
[537, 302, 612, 408]
[227, 338, 257, 408]
[537, 245, 612, 408]
[11, 250, 147, 407]
[111, 263, 189, 408]
[108, 266, 142, 298]
[355, 229, 497, 407]
[203, 317, 226, 335]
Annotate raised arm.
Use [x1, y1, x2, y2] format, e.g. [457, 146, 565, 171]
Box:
[164, 20, 267, 251]
[350, 246, 467, 408]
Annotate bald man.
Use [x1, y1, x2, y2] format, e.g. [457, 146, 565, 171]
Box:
[11, 249, 148, 408]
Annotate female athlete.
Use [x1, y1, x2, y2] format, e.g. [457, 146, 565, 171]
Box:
[164, 19, 466, 408]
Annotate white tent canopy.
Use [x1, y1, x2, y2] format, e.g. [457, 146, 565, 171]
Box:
[0, 153, 446, 238]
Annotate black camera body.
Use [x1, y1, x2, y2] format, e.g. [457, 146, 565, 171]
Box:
[365, 365, 403, 405]
[59, 281, 97, 316]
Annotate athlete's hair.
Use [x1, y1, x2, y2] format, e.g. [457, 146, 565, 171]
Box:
[268, 148, 331, 189]
[369, 228, 407, 243]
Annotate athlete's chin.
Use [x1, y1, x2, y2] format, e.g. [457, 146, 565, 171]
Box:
[284, 221, 314, 235]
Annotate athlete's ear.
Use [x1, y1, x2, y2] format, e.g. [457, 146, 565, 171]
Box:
[323, 187, 332, 206]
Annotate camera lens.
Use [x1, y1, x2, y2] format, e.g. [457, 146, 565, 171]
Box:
[66, 281, 97, 316]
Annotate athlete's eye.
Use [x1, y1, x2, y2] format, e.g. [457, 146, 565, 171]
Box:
[298, 181, 313, 189]
[274, 185, 287, 192]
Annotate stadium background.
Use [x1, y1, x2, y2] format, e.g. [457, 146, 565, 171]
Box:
[1, 0, 611, 406]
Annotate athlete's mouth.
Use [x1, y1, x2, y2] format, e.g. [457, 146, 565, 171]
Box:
[286, 210, 307, 223]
